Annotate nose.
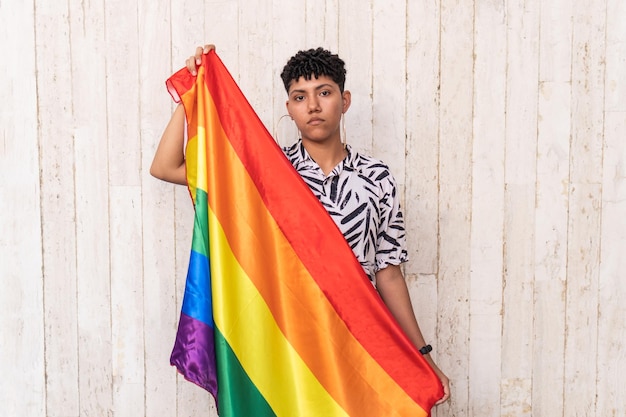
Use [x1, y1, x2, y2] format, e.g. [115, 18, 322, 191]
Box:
[308, 96, 321, 112]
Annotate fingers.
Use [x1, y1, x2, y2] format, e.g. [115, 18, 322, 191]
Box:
[186, 55, 198, 75]
[187, 44, 217, 76]
[434, 377, 451, 405]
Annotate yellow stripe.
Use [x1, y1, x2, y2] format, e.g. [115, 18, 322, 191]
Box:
[208, 207, 350, 417]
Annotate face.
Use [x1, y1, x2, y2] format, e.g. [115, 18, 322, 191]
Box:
[285, 75, 351, 145]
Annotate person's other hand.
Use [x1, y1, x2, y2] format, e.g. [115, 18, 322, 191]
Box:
[186, 44, 216, 76]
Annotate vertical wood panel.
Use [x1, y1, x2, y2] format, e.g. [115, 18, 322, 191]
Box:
[34, 1, 81, 415]
[372, 0, 406, 182]
[68, 0, 114, 412]
[534, 4, 572, 417]
[405, 0, 441, 388]
[338, 0, 373, 155]
[597, 111, 626, 416]
[110, 186, 145, 416]
[104, 0, 144, 414]
[405, 0, 440, 276]
[470, 2, 506, 415]
[564, 2, 606, 415]
[304, 0, 338, 49]
[597, 0, 626, 413]
[272, 0, 305, 147]
[438, 1, 475, 415]
[137, 0, 179, 415]
[238, 0, 274, 129]
[106, 0, 141, 187]
[502, 0, 540, 415]
[0, 0, 44, 415]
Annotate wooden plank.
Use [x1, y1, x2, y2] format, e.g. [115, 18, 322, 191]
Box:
[597, 112, 626, 416]
[372, 0, 406, 184]
[501, 186, 535, 417]
[33, 1, 81, 415]
[502, 0, 540, 415]
[110, 186, 146, 416]
[469, 2, 506, 414]
[271, 0, 305, 147]
[605, 0, 626, 113]
[103, 0, 144, 414]
[337, 0, 373, 155]
[437, 1, 475, 415]
[563, 2, 606, 414]
[67, 0, 114, 414]
[533, 79, 571, 415]
[405, 0, 440, 276]
[0, 1, 45, 415]
[105, 0, 141, 187]
[204, 1, 239, 73]
[136, 0, 179, 415]
[568, 0, 606, 186]
[238, 0, 273, 129]
[404, 1, 441, 409]
[564, 183, 601, 416]
[539, 0, 573, 82]
[597, 0, 626, 414]
[304, 0, 338, 49]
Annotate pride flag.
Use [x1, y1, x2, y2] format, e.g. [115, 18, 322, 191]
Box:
[167, 50, 443, 416]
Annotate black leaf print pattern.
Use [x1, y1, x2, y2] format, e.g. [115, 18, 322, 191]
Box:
[283, 140, 409, 281]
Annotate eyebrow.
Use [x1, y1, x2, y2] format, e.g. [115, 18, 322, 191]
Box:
[289, 83, 335, 95]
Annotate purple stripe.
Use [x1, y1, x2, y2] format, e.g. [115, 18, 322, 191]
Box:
[170, 312, 217, 398]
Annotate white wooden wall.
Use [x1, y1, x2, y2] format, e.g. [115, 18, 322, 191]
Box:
[1, 0, 624, 416]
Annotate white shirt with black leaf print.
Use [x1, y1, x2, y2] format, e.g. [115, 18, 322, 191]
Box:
[283, 140, 409, 285]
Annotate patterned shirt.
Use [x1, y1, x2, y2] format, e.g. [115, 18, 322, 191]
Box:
[283, 140, 409, 284]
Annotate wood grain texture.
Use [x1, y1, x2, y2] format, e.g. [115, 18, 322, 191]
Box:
[0, 1, 45, 415]
[3, 1, 625, 416]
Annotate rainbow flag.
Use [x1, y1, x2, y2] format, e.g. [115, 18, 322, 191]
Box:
[167, 50, 443, 416]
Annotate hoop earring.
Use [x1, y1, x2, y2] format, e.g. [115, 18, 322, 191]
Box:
[274, 114, 301, 145]
[341, 113, 347, 149]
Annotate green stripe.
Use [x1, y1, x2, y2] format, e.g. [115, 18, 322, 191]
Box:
[192, 189, 209, 258]
[216, 328, 276, 417]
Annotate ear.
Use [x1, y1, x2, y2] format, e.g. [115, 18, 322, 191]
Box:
[285, 100, 291, 118]
[342, 90, 352, 113]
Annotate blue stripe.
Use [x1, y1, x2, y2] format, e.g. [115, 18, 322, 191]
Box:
[181, 249, 213, 327]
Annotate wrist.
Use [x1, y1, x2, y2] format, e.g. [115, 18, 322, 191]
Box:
[419, 344, 433, 355]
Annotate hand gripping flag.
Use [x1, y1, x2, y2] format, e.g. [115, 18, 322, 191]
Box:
[167, 50, 443, 417]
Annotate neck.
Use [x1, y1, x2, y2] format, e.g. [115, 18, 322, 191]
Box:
[301, 138, 347, 175]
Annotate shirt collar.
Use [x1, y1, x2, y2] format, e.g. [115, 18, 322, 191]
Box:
[294, 139, 358, 172]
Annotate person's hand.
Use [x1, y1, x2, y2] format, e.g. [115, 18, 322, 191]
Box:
[433, 367, 450, 405]
[186, 44, 216, 76]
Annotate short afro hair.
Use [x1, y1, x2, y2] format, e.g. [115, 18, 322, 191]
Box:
[280, 47, 346, 93]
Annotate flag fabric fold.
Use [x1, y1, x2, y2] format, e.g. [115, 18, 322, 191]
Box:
[168, 50, 443, 417]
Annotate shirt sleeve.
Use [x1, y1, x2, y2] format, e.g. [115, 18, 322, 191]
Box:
[374, 171, 409, 272]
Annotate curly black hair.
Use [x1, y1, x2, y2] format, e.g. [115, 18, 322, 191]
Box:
[280, 47, 346, 93]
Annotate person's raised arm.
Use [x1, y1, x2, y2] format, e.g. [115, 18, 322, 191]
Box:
[150, 44, 216, 185]
[375, 264, 451, 405]
[150, 103, 187, 185]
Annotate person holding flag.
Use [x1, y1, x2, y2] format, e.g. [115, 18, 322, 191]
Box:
[151, 44, 450, 415]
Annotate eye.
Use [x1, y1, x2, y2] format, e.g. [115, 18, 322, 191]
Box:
[293, 95, 305, 102]
[320, 90, 330, 97]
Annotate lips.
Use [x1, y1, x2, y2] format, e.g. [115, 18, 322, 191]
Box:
[308, 117, 324, 125]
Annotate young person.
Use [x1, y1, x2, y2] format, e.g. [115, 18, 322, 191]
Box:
[151, 44, 450, 405]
